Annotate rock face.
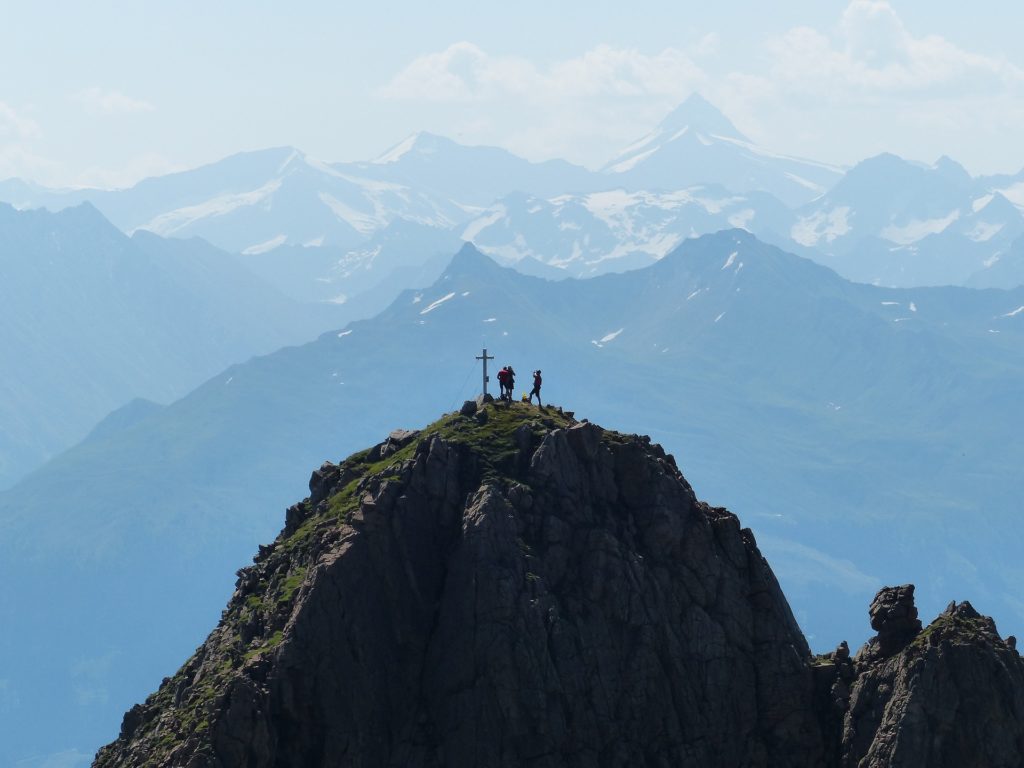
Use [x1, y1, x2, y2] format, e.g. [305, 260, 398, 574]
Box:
[94, 405, 822, 767]
[93, 405, 1024, 767]
[838, 598, 1024, 768]
[863, 584, 922, 661]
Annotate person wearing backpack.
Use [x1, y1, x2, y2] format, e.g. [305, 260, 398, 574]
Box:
[496, 366, 510, 401]
[528, 369, 542, 405]
[506, 366, 516, 401]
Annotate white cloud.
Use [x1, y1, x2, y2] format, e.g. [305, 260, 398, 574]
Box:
[706, 0, 1024, 172]
[766, 0, 1024, 100]
[380, 42, 487, 102]
[0, 101, 40, 139]
[71, 152, 186, 190]
[0, 142, 61, 186]
[381, 42, 704, 105]
[379, 42, 707, 166]
[373, 2, 1024, 174]
[72, 87, 155, 115]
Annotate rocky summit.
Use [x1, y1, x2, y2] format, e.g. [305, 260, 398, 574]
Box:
[94, 403, 1024, 767]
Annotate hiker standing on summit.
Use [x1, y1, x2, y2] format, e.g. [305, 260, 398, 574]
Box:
[528, 369, 542, 405]
[497, 365, 511, 402]
[506, 366, 516, 401]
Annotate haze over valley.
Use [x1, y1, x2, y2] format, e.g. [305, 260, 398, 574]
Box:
[3, 2, 1024, 765]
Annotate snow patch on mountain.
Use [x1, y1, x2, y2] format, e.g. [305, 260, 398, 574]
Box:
[462, 206, 506, 241]
[277, 149, 303, 174]
[966, 221, 1005, 242]
[319, 193, 383, 235]
[711, 133, 842, 173]
[420, 292, 456, 315]
[996, 182, 1024, 210]
[373, 133, 421, 165]
[880, 210, 960, 245]
[242, 235, 287, 255]
[139, 179, 283, 236]
[973, 194, 995, 212]
[583, 190, 641, 224]
[784, 172, 826, 194]
[728, 209, 755, 228]
[645, 232, 683, 258]
[694, 192, 745, 215]
[791, 207, 851, 247]
[607, 146, 659, 174]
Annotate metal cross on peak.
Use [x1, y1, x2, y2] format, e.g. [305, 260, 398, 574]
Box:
[475, 348, 494, 398]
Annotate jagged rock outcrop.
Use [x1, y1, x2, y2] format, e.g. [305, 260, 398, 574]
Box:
[861, 585, 922, 662]
[94, 404, 823, 767]
[805, 584, 1024, 768]
[93, 404, 1024, 768]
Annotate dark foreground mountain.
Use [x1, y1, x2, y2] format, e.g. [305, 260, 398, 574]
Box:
[94, 404, 1024, 767]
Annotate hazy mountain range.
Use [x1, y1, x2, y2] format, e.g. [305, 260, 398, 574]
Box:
[0, 202, 349, 489]
[6, 94, 1024, 296]
[2, 232, 1022, 765]
[3, 93, 1024, 766]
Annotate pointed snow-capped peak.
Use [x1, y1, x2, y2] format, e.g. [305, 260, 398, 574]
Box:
[602, 93, 746, 174]
[657, 93, 746, 142]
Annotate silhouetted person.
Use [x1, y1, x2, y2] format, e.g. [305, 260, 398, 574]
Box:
[506, 366, 516, 401]
[496, 366, 511, 402]
[529, 369, 542, 405]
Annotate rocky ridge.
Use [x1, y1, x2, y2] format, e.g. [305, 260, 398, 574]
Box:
[94, 402, 1024, 767]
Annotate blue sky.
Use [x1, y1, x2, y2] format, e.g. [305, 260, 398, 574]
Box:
[3, 1, 1023, 186]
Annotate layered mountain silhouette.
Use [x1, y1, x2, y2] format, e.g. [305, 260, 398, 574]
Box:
[7, 93, 1024, 289]
[93, 406, 1024, 767]
[0, 202, 347, 488]
[0, 147, 466, 254]
[792, 153, 1024, 286]
[3, 232, 1023, 765]
[461, 186, 794, 276]
[347, 131, 601, 204]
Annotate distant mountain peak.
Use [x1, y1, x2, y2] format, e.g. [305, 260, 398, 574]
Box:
[595, 93, 842, 205]
[45, 200, 125, 237]
[443, 241, 500, 276]
[932, 155, 971, 184]
[373, 131, 456, 164]
[657, 92, 745, 141]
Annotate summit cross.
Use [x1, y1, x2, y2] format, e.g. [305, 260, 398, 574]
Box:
[476, 348, 494, 398]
